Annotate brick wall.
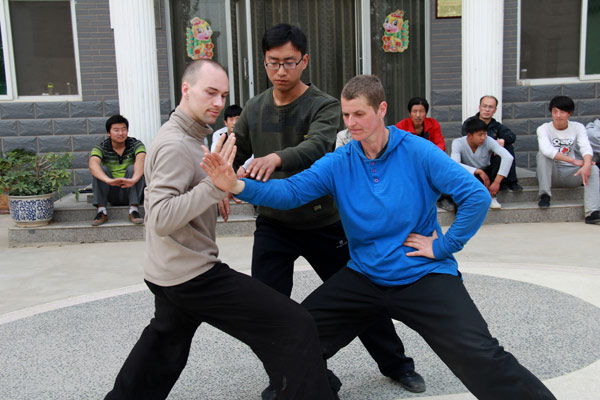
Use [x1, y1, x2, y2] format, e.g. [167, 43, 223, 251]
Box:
[0, 1, 173, 190]
[429, 4, 461, 91]
[75, 0, 118, 101]
[428, 0, 600, 171]
[503, 0, 518, 88]
[75, 0, 171, 102]
[0, 99, 172, 188]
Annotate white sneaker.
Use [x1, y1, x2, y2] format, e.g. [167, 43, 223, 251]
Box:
[490, 197, 502, 209]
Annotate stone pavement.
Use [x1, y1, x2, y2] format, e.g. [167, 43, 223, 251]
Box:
[1, 213, 599, 399]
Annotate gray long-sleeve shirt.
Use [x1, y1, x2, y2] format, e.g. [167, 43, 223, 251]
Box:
[451, 136, 514, 177]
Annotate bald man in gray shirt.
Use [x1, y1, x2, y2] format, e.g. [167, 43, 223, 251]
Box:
[451, 118, 513, 209]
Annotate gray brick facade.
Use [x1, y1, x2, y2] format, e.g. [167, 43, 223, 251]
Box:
[430, 7, 461, 91]
[38, 136, 73, 153]
[0, 103, 35, 119]
[18, 120, 53, 136]
[428, 0, 600, 170]
[54, 119, 88, 136]
[0, 120, 18, 136]
[73, 135, 106, 152]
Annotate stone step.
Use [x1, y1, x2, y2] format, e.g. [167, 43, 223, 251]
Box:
[53, 196, 254, 223]
[7, 214, 257, 247]
[8, 167, 585, 247]
[495, 185, 581, 203]
[9, 200, 584, 247]
[437, 200, 584, 226]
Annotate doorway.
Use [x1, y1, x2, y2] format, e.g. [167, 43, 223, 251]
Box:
[168, 0, 425, 127]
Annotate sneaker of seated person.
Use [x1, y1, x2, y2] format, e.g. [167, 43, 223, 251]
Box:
[584, 210, 600, 225]
[91, 211, 108, 226]
[129, 210, 144, 225]
[538, 194, 551, 208]
[489, 196, 502, 209]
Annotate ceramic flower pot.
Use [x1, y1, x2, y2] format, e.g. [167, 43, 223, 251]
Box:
[8, 193, 55, 227]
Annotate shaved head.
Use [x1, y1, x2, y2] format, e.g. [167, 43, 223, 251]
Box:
[182, 59, 227, 86]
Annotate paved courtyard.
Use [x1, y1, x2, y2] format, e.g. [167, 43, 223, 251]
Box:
[1, 214, 599, 399]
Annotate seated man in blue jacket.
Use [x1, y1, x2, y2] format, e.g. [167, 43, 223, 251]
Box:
[202, 75, 556, 400]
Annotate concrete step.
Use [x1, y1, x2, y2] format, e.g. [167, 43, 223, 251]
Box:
[53, 195, 254, 223]
[7, 166, 586, 247]
[496, 185, 581, 203]
[437, 200, 584, 226]
[9, 201, 584, 247]
[7, 215, 257, 247]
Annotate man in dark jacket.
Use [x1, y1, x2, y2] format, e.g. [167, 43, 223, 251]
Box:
[462, 95, 522, 191]
[229, 23, 424, 399]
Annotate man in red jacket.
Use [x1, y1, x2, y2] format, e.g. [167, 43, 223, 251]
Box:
[396, 97, 445, 151]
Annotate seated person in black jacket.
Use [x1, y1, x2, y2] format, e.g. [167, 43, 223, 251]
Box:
[462, 95, 522, 191]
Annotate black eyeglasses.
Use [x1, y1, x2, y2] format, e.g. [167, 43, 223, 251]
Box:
[264, 58, 303, 70]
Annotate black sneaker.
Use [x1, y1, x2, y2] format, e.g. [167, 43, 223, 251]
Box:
[261, 370, 342, 400]
[508, 182, 523, 192]
[538, 194, 551, 208]
[91, 211, 107, 226]
[129, 210, 144, 225]
[585, 210, 600, 225]
[392, 370, 426, 393]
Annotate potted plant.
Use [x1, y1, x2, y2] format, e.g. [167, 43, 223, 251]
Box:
[0, 149, 72, 227]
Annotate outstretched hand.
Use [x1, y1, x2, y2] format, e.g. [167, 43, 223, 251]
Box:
[201, 133, 245, 194]
[404, 230, 438, 259]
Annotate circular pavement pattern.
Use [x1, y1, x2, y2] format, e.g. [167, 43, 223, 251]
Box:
[1, 271, 599, 400]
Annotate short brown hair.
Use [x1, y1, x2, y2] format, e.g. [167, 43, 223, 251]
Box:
[341, 75, 385, 112]
[182, 59, 226, 86]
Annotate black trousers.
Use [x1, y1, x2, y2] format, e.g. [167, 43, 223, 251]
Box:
[105, 263, 335, 400]
[491, 142, 517, 185]
[302, 269, 556, 400]
[477, 155, 502, 186]
[251, 216, 415, 376]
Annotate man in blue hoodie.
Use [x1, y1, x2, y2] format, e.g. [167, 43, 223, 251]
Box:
[202, 75, 556, 400]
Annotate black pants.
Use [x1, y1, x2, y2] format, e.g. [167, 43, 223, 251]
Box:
[477, 155, 502, 186]
[251, 216, 415, 376]
[105, 263, 335, 400]
[492, 142, 517, 185]
[302, 269, 556, 400]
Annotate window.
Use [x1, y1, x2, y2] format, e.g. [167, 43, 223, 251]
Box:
[0, 0, 80, 100]
[581, 0, 600, 79]
[519, 0, 599, 82]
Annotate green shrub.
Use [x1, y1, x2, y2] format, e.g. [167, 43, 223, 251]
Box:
[0, 149, 72, 196]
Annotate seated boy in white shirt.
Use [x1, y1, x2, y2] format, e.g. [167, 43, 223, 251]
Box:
[536, 96, 600, 224]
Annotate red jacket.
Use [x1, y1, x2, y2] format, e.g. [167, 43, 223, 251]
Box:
[395, 117, 446, 151]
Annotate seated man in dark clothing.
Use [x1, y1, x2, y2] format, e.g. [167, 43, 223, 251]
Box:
[89, 115, 146, 226]
[461, 95, 522, 191]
